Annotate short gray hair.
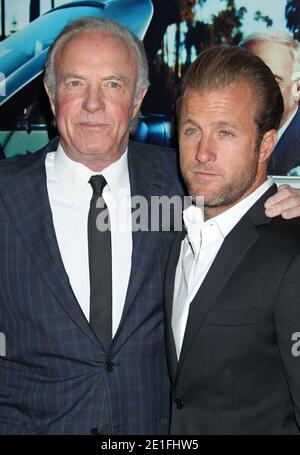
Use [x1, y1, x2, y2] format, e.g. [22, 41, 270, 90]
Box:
[240, 31, 300, 72]
[44, 17, 149, 98]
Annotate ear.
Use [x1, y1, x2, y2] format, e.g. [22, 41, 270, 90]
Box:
[258, 129, 277, 164]
[292, 73, 300, 104]
[44, 82, 56, 117]
[132, 87, 148, 119]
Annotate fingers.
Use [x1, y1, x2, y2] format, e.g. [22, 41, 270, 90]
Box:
[264, 185, 300, 219]
[265, 185, 294, 207]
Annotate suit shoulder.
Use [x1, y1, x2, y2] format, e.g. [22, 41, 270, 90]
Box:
[273, 215, 300, 233]
[0, 138, 58, 179]
[128, 140, 185, 196]
[0, 149, 45, 179]
[266, 216, 300, 252]
[129, 140, 179, 166]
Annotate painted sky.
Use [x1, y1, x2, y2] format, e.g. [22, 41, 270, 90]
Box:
[163, 0, 289, 66]
[196, 0, 287, 34]
[0, 0, 290, 36]
[1, 0, 75, 34]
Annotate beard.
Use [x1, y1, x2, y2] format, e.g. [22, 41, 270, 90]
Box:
[182, 153, 260, 211]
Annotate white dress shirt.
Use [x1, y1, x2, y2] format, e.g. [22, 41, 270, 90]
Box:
[172, 178, 273, 359]
[45, 144, 132, 336]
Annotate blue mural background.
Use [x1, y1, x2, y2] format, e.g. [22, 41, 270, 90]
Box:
[0, 0, 300, 173]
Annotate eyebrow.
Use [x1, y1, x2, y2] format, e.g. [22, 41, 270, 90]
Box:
[62, 73, 85, 82]
[102, 74, 130, 85]
[216, 120, 242, 130]
[181, 118, 242, 131]
[62, 73, 129, 84]
[180, 118, 201, 129]
[102, 74, 128, 81]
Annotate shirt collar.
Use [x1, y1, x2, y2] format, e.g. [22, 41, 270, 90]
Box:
[98, 148, 130, 199]
[183, 178, 273, 257]
[213, 178, 273, 238]
[54, 143, 130, 200]
[183, 204, 204, 258]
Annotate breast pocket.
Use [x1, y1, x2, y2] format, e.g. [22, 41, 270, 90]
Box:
[207, 308, 259, 327]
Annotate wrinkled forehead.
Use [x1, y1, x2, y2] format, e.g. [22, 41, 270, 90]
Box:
[250, 40, 296, 75]
[54, 29, 137, 70]
[179, 80, 257, 118]
[180, 82, 258, 129]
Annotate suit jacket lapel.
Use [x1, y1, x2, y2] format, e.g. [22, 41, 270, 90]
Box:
[0, 139, 99, 346]
[174, 185, 277, 380]
[164, 229, 185, 380]
[115, 143, 161, 329]
[176, 215, 259, 376]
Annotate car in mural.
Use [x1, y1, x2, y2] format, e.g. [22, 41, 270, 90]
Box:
[0, 0, 178, 159]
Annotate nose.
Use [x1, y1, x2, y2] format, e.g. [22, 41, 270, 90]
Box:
[83, 85, 104, 113]
[195, 134, 216, 164]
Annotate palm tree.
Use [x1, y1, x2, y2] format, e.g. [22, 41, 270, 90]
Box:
[173, 1, 206, 83]
[286, 0, 300, 40]
[209, 2, 247, 46]
[1, 0, 5, 40]
[30, 0, 40, 22]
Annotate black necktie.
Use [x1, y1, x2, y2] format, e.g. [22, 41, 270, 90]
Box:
[88, 175, 112, 351]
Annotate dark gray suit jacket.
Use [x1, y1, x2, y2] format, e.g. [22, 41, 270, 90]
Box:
[0, 138, 184, 435]
[165, 185, 300, 434]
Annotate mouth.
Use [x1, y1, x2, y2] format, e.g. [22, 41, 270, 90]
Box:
[193, 171, 221, 181]
[78, 122, 110, 129]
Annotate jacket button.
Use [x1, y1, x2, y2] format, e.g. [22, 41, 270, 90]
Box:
[90, 428, 100, 435]
[174, 398, 184, 409]
[105, 361, 114, 372]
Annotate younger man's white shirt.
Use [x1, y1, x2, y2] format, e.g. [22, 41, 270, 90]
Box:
[172, 178, 273, 359]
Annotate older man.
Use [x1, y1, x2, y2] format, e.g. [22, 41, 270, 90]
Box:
[0, 17, 184, 435]
[165, 46, 300, 434]
[241, 32, 300, 175]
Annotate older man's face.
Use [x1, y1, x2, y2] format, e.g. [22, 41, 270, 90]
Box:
[247, 40, 299, 126]
[45, 29, 146, 171]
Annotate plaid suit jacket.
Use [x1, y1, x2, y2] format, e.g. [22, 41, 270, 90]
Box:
[0, 138, 185, 435]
